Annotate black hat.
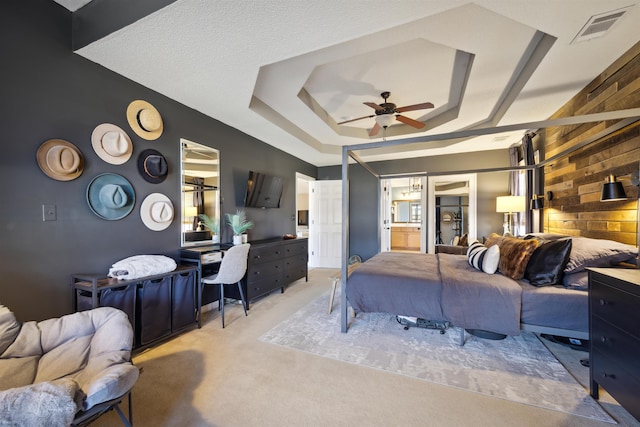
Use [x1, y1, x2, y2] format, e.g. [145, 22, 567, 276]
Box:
[137, 149, 168, 184]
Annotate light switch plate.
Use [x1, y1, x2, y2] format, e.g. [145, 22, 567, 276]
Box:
[43, 204, 56, 221]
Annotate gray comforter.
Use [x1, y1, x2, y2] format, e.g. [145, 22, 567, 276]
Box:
[346, 252, 522, 335]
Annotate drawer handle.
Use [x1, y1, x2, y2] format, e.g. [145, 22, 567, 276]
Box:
[599, 299, 607, 306]
[254, 255, 261, 260]
[602, 372, 616, 379]
[600, 336, 608, 343]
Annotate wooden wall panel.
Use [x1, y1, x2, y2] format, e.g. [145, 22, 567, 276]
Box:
[542, 40, 640, 245]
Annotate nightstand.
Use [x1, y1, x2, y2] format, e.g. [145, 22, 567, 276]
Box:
[588, 267, 640, 422]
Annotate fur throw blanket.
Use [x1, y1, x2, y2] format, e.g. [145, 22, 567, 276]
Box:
[0, 378, 82, 427]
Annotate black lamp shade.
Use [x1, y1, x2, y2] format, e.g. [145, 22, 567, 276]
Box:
[601, 176, 627, 201]
[530, 196, 544, 210]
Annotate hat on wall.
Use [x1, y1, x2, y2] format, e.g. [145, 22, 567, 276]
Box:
[140, 193, 174, 231]
[36, 139, 84, 181]
[86, 173, 135, 220]
[91, 123, 133, 165]
[137, 149, 168, 183]
[126, 100, 163, 140]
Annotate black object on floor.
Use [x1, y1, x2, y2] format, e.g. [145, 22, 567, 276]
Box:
[396, 316, 450, 334]
[541, 333, 589, 352]
[465, 329, 507, 340]
[580, 358, 590, 367]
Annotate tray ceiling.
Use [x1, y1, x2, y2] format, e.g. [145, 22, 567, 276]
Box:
[54, 0, 640, 166]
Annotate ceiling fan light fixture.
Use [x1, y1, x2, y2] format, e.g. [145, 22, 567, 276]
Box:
[375, 113, 395, 128]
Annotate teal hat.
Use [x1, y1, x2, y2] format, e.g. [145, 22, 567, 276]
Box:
[86, 173, 135, 220]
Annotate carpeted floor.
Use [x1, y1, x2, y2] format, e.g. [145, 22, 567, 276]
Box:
[89, 268, 639, 427]
[259, 289, 614, 423]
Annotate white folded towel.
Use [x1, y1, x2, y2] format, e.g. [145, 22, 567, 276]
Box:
[108, 255, 177, 280]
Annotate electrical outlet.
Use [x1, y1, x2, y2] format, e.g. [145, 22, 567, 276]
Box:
[43, 204, 56, 221]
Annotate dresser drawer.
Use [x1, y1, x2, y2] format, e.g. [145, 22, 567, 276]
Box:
[284, 254, 307, 268]
[284, 260, 307, 283]
[283, 240, 308, 257]
[592, 347, 640, 421]
[249, 246, 283, 264]
[590, 279, 640, 333]
[247, 273, 284, 298]
[247, 259, 282, 284]
[591, 317, 640, 382]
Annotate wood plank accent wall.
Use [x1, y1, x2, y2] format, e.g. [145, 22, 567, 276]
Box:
[542, 40, 640, 245]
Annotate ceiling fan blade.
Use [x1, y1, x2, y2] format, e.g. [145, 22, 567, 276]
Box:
[396, 115, 426, 129]
[395, 102, 434, 113]
[364, 102, 385, 111]
[337, 114, 375, 125]
[369, 122, 381, 136]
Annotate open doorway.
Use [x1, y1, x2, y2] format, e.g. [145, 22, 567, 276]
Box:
[295, 173, 314, 238]
[381, 176, 425, 253]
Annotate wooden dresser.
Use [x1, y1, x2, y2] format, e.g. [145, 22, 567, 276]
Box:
[225, 237, 308, 306]
[588, 267, 640, 422]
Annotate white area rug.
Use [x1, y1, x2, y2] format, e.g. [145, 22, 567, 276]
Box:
[259, 291, 614, 423]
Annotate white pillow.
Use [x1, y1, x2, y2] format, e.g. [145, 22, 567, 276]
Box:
[467, 241, 500, 274]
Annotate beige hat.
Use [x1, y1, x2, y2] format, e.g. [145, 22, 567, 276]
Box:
[126, 100, 163, 140]
[92, 123, 133, 165]
[140, 193, 174, 231]
[36, 139, 84, 181]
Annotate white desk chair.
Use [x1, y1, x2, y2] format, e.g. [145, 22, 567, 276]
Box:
[202, 243, 250, 328]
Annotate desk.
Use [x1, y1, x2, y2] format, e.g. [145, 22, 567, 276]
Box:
[181, 244, 230, 326]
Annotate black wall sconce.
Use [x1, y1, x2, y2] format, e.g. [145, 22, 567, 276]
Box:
[601, 174, 628, 201]
[530, 194, 544, 210]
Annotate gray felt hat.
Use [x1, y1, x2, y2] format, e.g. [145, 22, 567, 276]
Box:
[86, 173, 136, 220]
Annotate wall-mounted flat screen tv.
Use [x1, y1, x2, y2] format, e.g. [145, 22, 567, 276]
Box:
[244, 171, 284, 208]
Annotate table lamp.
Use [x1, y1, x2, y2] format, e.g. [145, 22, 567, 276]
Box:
[496, 195, 526, 235]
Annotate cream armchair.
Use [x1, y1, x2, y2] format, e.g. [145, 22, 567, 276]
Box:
[0, 305, 139, 426]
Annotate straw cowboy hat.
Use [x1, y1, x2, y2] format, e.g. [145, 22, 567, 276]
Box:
[137, 149, 168, 184]
[91, 123, 133, 165]
[86, 173, 135, 220]
[36, 139, 84, 181]
[126, 100, 163, 140]
[140, 193, 174, 231]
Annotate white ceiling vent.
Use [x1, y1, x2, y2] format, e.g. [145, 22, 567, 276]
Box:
[571, 7, 631, 44]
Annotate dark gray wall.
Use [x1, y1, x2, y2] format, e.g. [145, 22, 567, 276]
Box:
[318, 150, 511, 260]
[1, 0, 316, 321]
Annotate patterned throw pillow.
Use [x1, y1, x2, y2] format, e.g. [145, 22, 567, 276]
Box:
[467, 241, 500, 274]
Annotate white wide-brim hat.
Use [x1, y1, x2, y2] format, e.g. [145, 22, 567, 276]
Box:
[36, 139, 84, 181]
[140, 193, 174, 231]
[127, 100, 163, 140]
[92, 123, 133, 165]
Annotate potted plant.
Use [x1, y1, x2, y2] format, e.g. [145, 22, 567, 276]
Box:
[225, 209, 253, 244]
[198, 213, 220, 243]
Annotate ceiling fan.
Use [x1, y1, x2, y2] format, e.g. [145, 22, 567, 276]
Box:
[337, 91, 434, 136]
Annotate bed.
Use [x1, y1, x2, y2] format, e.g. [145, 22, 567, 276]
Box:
[345, 234, 638, 344]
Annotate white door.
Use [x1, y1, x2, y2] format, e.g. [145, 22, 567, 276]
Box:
[380, 179, 392, 252]
[309, 180, 342, 268]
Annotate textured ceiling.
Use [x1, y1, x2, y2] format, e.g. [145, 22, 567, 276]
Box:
[55, 0, 640, 166]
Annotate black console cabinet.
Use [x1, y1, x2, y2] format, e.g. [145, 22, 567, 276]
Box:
[72, 265, 198, 349]
[588, 268, 640, 422]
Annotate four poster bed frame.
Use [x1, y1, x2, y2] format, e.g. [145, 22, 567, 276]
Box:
[339, 108, 640, 337]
